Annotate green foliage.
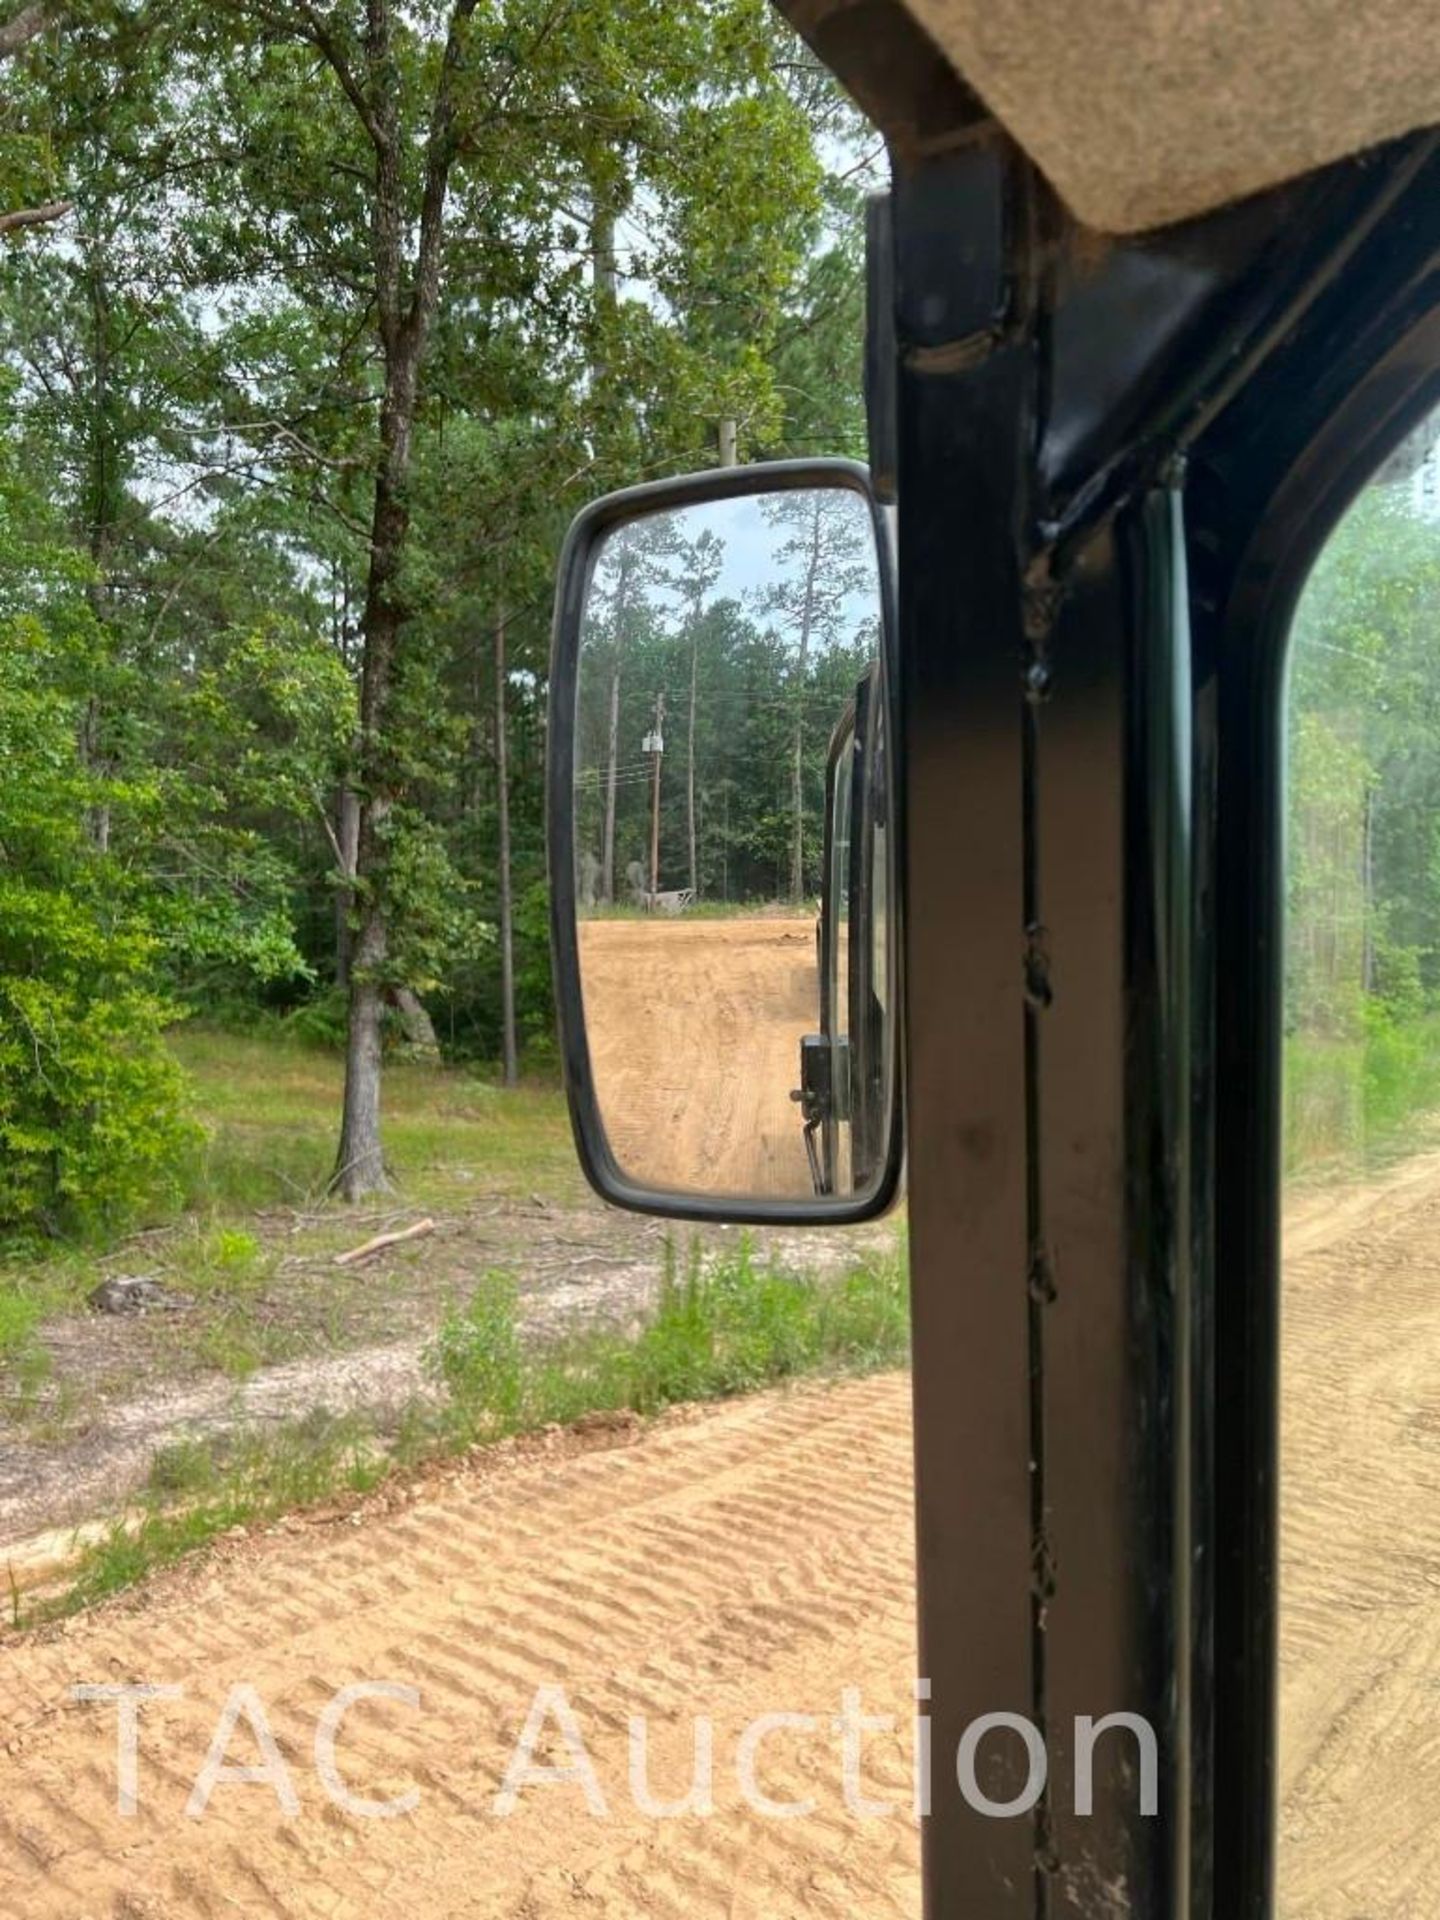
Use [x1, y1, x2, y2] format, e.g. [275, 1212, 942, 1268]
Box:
[1287, 473, 1440, 1172]
[427, 1233, 910, 1443]
[0, 0, 870, 1237]
[427, 1269, 526, 1431]
[0, 484, 194, 1233]
[150, 619, 356, 1000]
[279, 987, 351, 1052]
[1290, 485, 1440, 1017]
[0, 1284, 51, 1406]
[512, 880, 558, 1061]
[56, 1411, 386, 1619]
[373, 805, 492, 998]
[1285, 1011, 1440, 1174]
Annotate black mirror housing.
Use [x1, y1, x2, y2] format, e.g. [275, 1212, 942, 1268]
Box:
[546, 458, 902, 1225]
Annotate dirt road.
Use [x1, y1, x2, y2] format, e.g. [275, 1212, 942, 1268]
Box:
[0, 1374, 921, 1919]
[580, 917, 818, 1196]
[3, 1148, 1439, 1915]
[1278, 1151, 1440, 1920]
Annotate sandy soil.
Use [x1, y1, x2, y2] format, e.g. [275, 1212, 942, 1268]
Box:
[581, 917, 818, 1197]
[0, 1373, 921, 1920]
[2, 1145, 1438, 1914]
[0, 1207, 890, 1558]
[1277, 1150, 1440, 1919]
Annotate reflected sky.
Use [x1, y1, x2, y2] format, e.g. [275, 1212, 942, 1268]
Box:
[588, 486, 880, 654]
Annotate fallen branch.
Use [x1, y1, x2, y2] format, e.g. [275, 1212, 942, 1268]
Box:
[277, 1205, 409, 1229]
[333, 1217, 435, 1267]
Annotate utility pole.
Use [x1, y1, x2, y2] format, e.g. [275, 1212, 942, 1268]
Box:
[644, 688, 665, 909]
[602, 542, 635, 905]
[494, 607, 517, 1088]
[602, 666, 620, 903]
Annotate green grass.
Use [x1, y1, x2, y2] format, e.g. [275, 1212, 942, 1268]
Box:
[56, 1411, 386, 1618]
[190, 1312, 306, 1381]
[0, 1027, 580, 1360]
[170, 1026, 576, 1215]
[1, 1025, 909, 1630]
[429, 1232, 909, 1440]
[26, 1233, 908, 1630]
[0, 1288, 41, 1358]
[0, 1287, 50, 1405]
[580, 898, 813, 922]
[1285, 1011, 1440, 1177]
[155, 1223, 272, 1299]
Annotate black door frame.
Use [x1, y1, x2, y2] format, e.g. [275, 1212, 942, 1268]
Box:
[879, 108, 1440, 1920]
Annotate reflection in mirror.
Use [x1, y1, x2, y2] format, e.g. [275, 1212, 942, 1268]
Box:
[573, 483, 889, 1202]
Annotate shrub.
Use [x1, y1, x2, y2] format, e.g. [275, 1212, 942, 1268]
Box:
[0, 624, 195, 1234]
[426, 1235, 910, 1442]
[426, 1269, 526, 1434]
[1286, 1009, 1440, 1174]
[280, 987, 351, 1051]
[0, 1284, 51, 1403]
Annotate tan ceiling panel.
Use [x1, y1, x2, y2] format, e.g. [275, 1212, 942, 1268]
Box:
[895, 0, 1440, 229]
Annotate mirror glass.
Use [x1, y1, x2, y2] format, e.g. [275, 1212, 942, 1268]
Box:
[572, 483, 891, 1202]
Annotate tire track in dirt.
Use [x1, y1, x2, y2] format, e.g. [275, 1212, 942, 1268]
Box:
[580, 917, 818, 1197]
[1279, 1151, 1440, 1920]
[6, 1139, 1439, 1916]
[0, 1373, 920, 1919]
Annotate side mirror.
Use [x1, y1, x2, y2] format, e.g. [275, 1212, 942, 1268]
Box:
[547, 458, 901, 1223]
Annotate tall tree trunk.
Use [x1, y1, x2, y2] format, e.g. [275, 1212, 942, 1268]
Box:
[717, 417, 737, 465]
[338, 893, 389, 1198]
[332, 0, 474, 1198]
[388, 985, 439, 1054]
[686, 633, 698, 897]
[684, 433, 735, 900]
[81, 695, 111, 852]
[334, 423, 410, 1198]
[591, 191, 618, 311]
[789, 504, 822, 902]
[600, 543, 636, 905]
[649, 688, 665, 903]
[333, 563, 362, 987]
[336, 868, 392, 1199]
[602, 666, 620, 905]
[591, 173, 624, 906]
[80, 239, 117, 852]
[790, 722, 805, 902]
[495, 608, 518, 1087]
[334, 778, 360, 988]
[466, 639, 486, 823]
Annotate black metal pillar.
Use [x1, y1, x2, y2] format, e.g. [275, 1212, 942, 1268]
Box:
[895, 141, 1038, 1918]
[893, 145, 1195, 1919]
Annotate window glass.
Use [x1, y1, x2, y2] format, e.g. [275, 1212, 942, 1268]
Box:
[1280, 405, 1440, 1915]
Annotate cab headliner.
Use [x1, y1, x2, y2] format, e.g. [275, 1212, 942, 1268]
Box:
[783, 0, 1440, 231]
